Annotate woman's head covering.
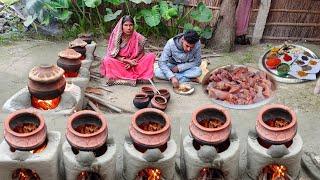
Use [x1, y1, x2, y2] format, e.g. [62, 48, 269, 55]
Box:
[107, 16, 135, 57]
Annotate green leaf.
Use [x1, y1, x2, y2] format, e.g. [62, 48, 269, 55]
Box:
[193, 26, 202, 35]
[0, 0, 19, 6]
[25, 0, 45, 15]
[140, 5, 161, 27]
[57, 10, 72, 22]
[183, 23, 193, 31]
[23, 15, 37, 27]
[104, 0, 123, 5]
[201, 27, 213, 39]
[41, 14, 50, 26]
[104, 8, 122, 22]
[190, 2, 213, 23]
[129, 0, 151, 4]
[159, 1, 169, 15]
[84, 0, 102, 8]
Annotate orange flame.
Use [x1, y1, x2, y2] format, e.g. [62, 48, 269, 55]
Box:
[137, 167, 161, 180]
[262, 164, 288, 180]
[30, 140, 47, 154]
[64, 71, 79, 78]
[31, 96, 61, 110]
[12, 168, 40, 180]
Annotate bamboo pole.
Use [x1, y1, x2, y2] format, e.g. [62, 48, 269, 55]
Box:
[249, 22, 320, 27]
[252, 0, 272, 44]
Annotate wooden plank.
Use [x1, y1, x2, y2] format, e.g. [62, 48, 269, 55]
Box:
[252, 0, 272, 44]
[252, 9, 320, 14]
[249, 22, 320, 27]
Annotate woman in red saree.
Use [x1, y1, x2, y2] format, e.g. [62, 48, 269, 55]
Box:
[100, 16, 156, 86]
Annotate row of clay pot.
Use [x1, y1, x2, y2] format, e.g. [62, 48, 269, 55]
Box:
[3, 104, 297, 152]
[133, 86, 171, 111]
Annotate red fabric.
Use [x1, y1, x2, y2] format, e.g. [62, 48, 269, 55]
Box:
[236, 0, 253, 36]
[100, 17, 155, 80]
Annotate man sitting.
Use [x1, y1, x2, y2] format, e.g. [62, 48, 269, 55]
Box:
[155, 30, 202, 88]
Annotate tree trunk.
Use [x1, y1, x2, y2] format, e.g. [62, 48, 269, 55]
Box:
[209, 0, 238, 52]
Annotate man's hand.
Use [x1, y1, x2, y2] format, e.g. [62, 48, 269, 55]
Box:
[171, 66, 179, 73]
[170, 77, 179, 88]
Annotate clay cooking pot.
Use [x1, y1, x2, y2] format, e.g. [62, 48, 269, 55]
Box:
[129, 108, 171, 148]
[133, 93, 150, 109]
[256, 104, 297, 144]
[150, 95, 167, 111]
[4, 109, 47, 151]
[189, 105, 231, 145]
[57, 49, 82, 75]
[66, 110, 108, 151]
[28, 64, 66, 100]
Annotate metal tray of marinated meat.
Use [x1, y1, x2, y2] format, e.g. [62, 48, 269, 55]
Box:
[259, 44, 318, 83]
[202, 65, 277, 110]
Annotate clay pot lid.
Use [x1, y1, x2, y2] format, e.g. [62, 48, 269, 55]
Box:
[191, 104, 231, 132]
[257, 104, 297, 131]
[58, 49, 82, 59]
[29, 64, 65, 83]
[69, 38, 87, 48]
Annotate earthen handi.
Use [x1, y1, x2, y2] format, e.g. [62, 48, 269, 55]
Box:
[206, 66, 274, 105]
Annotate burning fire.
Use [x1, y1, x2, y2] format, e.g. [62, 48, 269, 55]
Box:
[12, 168, 40, 180]
[31, 96, 61, 110]
[136, 167, 161, 180]
[261, 164, 289, 180]
[64, 71, 79, 78]
[197, 167, 225, 180]
[30, 139, 48, 154]
[77, 171, 101, 180]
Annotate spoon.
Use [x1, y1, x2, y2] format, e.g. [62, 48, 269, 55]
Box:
[148, 79, 161, 95]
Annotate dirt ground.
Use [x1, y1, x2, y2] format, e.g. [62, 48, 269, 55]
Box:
[0, 39, 319, 179]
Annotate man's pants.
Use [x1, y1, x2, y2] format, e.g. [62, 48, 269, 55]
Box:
[154, 66, 202, 83]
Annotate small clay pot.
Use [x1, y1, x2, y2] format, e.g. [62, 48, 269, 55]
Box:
[57, 49, 82, 75]
[78, 33, 93, 44]
[256, 104, 297, 144]
[129, 108, 171, 148]
[150, 95, 167, 111]
[141, 86, 155, 99]
[28, 64, 66, 100]
[133, 93, 150, 109]
[189, 105, 231, 145]
[159, 88, 170, 101]
[66, 110, 108, 151]
[4, 109, 47, 151]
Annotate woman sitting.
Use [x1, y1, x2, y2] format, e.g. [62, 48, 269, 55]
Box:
[100, 15, 156, 86]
